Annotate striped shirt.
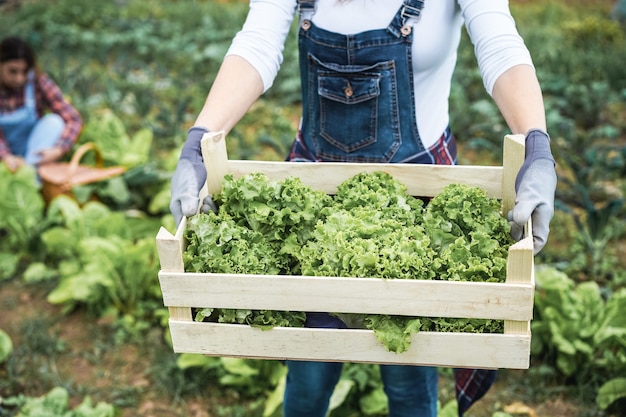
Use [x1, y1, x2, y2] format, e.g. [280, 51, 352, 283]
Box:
[0, 72, 82, 158]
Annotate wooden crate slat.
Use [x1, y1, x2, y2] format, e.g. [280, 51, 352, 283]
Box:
[225, 160, 504, 198]
[505, 233, 535, 334]
[156, 226, 184, 272]
[201, 131, 229, 196]
[501, 134, 526, 216]
[156, 225, 192, 321]
[169, 321, 530, 369]
[159, 272, 534, 321]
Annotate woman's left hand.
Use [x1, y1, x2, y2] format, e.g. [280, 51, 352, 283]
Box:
[36, 147, 64, 165]
[507, 130, 557, 255]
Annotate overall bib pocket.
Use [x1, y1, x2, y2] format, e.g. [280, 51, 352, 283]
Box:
[308, 54, 401, 162]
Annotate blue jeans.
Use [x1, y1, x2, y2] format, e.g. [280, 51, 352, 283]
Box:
[5, 113, 65, 165]
[283, 361, 438, 417]
[24, 113, 65, 165]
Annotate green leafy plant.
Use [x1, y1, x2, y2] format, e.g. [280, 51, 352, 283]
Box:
[33, 197, 163, 334]
[0, 329, 12, 364]
[70, 110, 172, 212]
[597, 377, 626, 412]
[176, 354, 286, 417]
[0, 387, 116, 417]
[79, 110, 153, 168]
[553, 132, 626, 284]
[531, 266, 626, 403]
[0, 164, 46, 276]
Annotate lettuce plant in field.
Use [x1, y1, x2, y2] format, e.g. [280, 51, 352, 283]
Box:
[0, 329, 12, 364]
[1, 387, 115, 417]
[35, 197, 163, 326]
[0, 164, 45, 279]
[532, 267, 626, 380]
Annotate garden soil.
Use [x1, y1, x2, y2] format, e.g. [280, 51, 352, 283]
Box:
[0, 278, 214, 417]
[0, 278, 582, 417]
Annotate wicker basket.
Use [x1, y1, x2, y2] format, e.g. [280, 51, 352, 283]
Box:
[38, 142, 126, 204]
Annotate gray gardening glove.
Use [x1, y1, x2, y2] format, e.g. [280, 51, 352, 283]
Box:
[170, 126, 218, 226]
[507, 129, 557, 255]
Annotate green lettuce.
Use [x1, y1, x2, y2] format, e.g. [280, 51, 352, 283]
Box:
[214, 172, 332, 274]
[185, 212, 283, 275]
[185, 172, 512, 352]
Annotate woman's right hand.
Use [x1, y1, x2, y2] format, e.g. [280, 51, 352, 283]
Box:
[36, 146, 64, 165]
[169, 127, 217, 226]
[2, 154, 25, 172]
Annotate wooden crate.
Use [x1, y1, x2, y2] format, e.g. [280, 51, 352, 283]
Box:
[156, 132, 534, 369]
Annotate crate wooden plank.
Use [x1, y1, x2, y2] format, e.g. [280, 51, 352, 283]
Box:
[168, 322, 530, 369]
[200, 131, 505, 198]
[158, 272, 534, 321]
[156, 224, 185, 272]
[156, 224, 191, 321]
[224, 160, 504, 198]
[501, 134, 525, 216]
[505, 232, 535, 335]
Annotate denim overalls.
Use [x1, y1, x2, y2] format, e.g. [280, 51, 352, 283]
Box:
[0, 71, 39, 157]
[0, 71, 64, 165]
[288, 0, 456, 165]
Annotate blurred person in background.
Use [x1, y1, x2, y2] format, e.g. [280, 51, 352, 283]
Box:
[0, 36, 82, 172]
[612, 0, 626, 23]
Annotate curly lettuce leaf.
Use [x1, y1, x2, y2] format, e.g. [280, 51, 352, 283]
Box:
[299, 208, 435, 280]
[194, 307, 306, 330]
[214, 173, 332, 273]
[184, 212, 283, 275]
[364, 315, 423, 354]
[425, 183, 513, 283]
[335, 171, 422, 210]
[215, 173, 331, 244]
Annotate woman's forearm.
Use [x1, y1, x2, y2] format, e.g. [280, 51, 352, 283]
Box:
[491, 64, 547, 135]
[194, 55, 265, 134]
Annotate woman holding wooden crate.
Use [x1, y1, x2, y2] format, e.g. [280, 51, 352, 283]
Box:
[170, 1, 557, 416]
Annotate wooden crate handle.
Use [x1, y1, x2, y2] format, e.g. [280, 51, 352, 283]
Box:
[156, 223, 192, 321]
[505, 232, 534, 335]
[501, 134, 534, 337]
[201, 131, 229, 196]
[501, 134, 525, 216]
[156, 225, 184, 272]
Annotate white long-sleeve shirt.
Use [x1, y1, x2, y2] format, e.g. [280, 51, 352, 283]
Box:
[226, 0, 534, 148]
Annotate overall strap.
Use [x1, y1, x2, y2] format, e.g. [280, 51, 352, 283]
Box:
[24, 70, 36, 110]
[296, 0, 425, 36]
[388, 0, 426, 38]
[296, 0, 316, 22]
